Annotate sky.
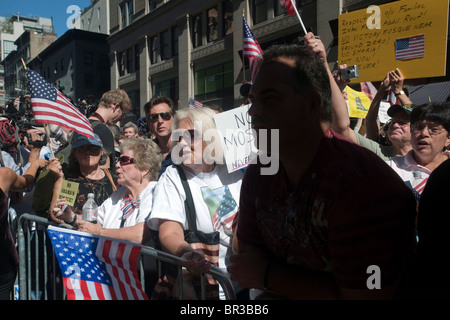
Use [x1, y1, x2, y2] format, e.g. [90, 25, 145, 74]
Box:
[1, 0, 93, 38]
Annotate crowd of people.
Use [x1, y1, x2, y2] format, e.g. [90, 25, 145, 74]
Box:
[1, 31, 449, 301]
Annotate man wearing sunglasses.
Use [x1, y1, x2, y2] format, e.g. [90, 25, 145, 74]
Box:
[144, 96, 175, 176]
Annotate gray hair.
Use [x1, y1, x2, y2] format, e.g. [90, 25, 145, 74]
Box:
[119, 138, 162, 181]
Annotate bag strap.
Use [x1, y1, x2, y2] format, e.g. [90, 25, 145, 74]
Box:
[175, 165, 197, 233]
[102, 168, 117, 191]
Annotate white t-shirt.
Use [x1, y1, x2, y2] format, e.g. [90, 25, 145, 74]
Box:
[148, 164, 243, 269]
[97, 181, 156, 228]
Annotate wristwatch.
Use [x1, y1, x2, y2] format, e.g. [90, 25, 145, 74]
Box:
[395, 90, 405, 96]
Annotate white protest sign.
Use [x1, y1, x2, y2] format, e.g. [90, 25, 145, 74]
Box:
[378, 101, 391, 124]
[214, 104, 258, 173]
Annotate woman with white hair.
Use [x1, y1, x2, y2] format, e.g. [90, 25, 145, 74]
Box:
[148, 107, 244, 299]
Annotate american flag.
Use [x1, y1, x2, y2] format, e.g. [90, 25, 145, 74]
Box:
[26, 69, 94, 139]
[188, 98, 203, 109]
[395, 35, 425, 60]
[386, 88, 402, 106]
[243, 17, 263, 82]
[280, 0, 297, 15]
[47, 226, 148, 300]
[212, 186, 238, 232]
[360, 82, 377, 101]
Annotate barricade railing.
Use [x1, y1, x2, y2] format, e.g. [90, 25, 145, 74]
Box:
[15, 213, 236, 300]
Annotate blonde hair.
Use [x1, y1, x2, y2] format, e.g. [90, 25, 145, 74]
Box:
[99, 89, 131, 112]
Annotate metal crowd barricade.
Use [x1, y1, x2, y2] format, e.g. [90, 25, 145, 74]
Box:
[15, 213, 236, 300]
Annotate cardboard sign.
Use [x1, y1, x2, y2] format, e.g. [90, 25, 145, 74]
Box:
[338, 0, 449, 82]
[214, 105, 258, 173]
[58, 180, 79, 207]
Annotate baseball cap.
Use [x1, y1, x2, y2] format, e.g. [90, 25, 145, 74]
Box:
[72, 132, 103, 149]
[387, 104, 414, 117]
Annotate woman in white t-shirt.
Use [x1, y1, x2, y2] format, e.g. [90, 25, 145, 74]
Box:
[52, 138, 162, 244]
[147, 107, 244, 298]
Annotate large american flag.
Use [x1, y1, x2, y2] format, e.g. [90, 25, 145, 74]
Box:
[395, 35, 425, 60]
[26, 69, 94, 139]
[243, 17, 263, 82]
[47, 226, 148, 300]
[280, 0, 297, 15]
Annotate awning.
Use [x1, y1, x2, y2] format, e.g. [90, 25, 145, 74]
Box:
[408, 81, 450, 105]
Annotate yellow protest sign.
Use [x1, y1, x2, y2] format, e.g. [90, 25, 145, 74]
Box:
[346, 86, 371, 118]
[58, 180, 79, 207]
[338, 0, 449, 82]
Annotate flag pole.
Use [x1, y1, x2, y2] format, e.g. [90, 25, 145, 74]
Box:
[290, 0, 308, 35]
[21, 58, 55, 158]
[242, 8, 246, 83]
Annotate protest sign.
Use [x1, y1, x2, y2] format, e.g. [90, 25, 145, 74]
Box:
[214, 104, 258, 173]
[338, 0, 449, 82]
[58, 180, 79, 207]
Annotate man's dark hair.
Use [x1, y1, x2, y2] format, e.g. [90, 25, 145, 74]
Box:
[410, 102, 450, 133]
[262, 44, 332, 123]
[144, 96, 175, 116]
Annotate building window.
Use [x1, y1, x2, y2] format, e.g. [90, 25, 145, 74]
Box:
[121, 4, 127, 28]
[126, 48, 133, 74]
[118, 51, 125, 76]
[134, 44, 140, 71]
[149, 36, 158, 64]
[160, 30, 170, 60]
[192, 14, 202, 48]
[98, 7, 101, 19]
[84, 52, 93, 65]
[128, 0, 134, 24]
[253, 0, 268, 24]
[195, 61, 233, 96]
[3, 40, 16, 57]
[207, 7, 218, 43]
[171, 26, 178, 57]
[223, 0, 233, 36]
[154, 78, 179, 105]
[274, 0, 284, 16]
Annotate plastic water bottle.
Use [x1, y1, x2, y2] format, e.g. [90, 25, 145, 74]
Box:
[82, 193, 98, 223]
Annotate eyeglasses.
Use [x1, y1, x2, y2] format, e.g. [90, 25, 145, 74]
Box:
[411, 122, 445, 136]
[174, 129, 201, 144]
[118, 155, 136, 166]
[147, 112, 172, 123]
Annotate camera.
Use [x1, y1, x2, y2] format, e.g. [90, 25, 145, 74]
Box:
[341, 65, 359, 80]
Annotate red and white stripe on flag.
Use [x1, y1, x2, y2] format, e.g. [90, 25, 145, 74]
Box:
[26, 69, 94, 139]
[243, 17, 263, 82]
[280, 0, 296, 15]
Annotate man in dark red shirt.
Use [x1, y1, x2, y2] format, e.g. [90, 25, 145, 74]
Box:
[227, 33, 417, 300]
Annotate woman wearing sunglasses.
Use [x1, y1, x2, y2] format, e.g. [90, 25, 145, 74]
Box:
[147, 107, 245, 299]
[52, 138, 161, 244]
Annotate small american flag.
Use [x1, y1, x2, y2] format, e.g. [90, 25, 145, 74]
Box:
[280, 0, 297, 15]
[243, 17, 263, 82]
[212, 186, 238, 232]
[47, 226, 148, 300]
[386, 88, 402, 106]
[188, 98, 203, 109]
[26, 69, 94, 139]
[395, 35, 425, 60]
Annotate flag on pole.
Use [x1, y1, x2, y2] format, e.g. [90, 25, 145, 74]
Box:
[26, 69, 94, 139]
[47, 226, 148, 300]
[243, 17, 263, 82]
[280, 0, 297, 15]
[188, 98, 203, 109]
[395, 34, 425, 61]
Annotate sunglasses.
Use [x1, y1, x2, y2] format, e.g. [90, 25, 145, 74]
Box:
[174, 129, 201, 144]
[118, 155, 136, 166]
[148, 112, 172, 123]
